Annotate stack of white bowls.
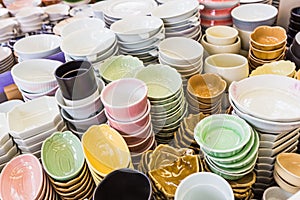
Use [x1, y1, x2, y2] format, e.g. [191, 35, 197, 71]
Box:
[15, 7, 49, 33]
[151, 0, 201, 41]
[0, 18, 18, 43]
[0, 47, 15, 73]
[134, 64, 187, 144]
[11, 59, 62, 101]
[43, 4, 70, 23]
[61, 27, 117, 75]
[7, 96, 65, 159]
[102, 0, 158, 28]
[0, 113, 20, 172]
[110, 16, 164, 65]
[158, 37, 204, 90]
[228, 75, 300, 197]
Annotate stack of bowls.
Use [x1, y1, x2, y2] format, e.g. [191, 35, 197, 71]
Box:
[101, 78, 155, 166]
[82, 124, 133, 185]
[158, 37, 204, 89]
[134, 64, 187, 144]
[0, 46, 15, 73]
[110, 16, 164, 65]
[186, 74, 226, 115]
[195, 114, 257, 181]
[61, 28, 117, 73]
[98, 55, 144, 84]
[228, 75, 300, 197]
[7, 96, 64, 158]
[13, 34, 62, 62]
[151, 0, 201, 40]
[287, 32, 300, 70]
[0, 18, 18, 43]
[0, 154, 58, 200]
[250, 60, 296, 77]
[91, 1, 107, 20]
[11, 59, 62, 101]
[43, 4, 69, 23]
[274, 153, 300, 194]
[287, 7, 300, 47]
[0, 113, 20, 172]
[199, 0, 239, 31]
[102, 0, 158, 28]
[248, 26, 287, 71]
[42, 131, 95, 200]
[15, 7, 49, 33]
[231, 4, 278, 51]
[201, 26, 241, 55]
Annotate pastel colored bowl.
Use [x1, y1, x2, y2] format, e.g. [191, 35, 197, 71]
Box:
[276, 153, 300, 187]
[250, 60, 296, 77]
[41, 131, 84, 181]
[250, 43, 286, 60]
[205, 25, 238, 45]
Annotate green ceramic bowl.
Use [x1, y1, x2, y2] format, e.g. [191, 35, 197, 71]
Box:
[194, 114, 252, 158]
[41, 131, 84, 181]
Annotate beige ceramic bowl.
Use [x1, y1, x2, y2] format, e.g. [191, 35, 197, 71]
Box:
[205, 25, 239, 45]
[250, 26, 287, 51]
[250, 43, 286, 60]
[276, 153, 300, 187]
[250, 60, 296, 77]
[187, 73, 226, 104]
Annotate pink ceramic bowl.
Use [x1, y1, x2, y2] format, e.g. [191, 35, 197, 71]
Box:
[201, 17, 233, 27]
[106, 100, 151, 134]
[101, 78, 148, 122]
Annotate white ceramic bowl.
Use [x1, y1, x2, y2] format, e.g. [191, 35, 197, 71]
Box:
[263, 186, 293, 200]
[11, 59, 62, 93]
[205, 26, 239, 45]
[13, 34, 62, 60]
[0, 100, 23, 114]
[234, 25, 252, 50]
[159, 37, 203, 65]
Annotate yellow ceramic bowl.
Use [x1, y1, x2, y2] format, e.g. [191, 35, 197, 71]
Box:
[250, 43, 286, 60]
[250, 60, 296, 77]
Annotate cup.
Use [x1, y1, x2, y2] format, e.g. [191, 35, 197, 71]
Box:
[55, 60, 99, 106]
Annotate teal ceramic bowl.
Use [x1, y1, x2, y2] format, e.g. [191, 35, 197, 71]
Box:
[41, 131, 85, 181]
[194, 114, 252, 158]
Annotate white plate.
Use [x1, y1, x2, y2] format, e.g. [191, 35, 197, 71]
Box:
[104, 0, 157, 19]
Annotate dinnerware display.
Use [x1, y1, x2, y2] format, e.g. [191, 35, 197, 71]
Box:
[287, 32, 300, 70]
[158, 37, 204, 88]
[0, 154, 58, 200]
[0, 46, 15, 73]
[0, 18, 18, 44]
[82, 124, 133, 185]
[151, 0, 201, 40]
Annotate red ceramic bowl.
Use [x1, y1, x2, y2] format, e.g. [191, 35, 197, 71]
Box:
[201, 17, 233, 27]
[201, 4, 238, 19]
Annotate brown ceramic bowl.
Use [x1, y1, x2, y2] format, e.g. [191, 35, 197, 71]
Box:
[250, 26, 287, 51]
[250, 43, 286, 60]
[248, 50, 285, 68]
[276, 153, 300, 187]
[187, 73, 226, 104]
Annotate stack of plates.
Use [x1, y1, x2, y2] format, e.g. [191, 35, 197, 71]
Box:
[15, 7, 49, 33]
[0, 154, 58, 200]
[0, 18, 18, 43]
[0, 113, 20, 172]
[158, 37, 204, 89]
[151, 0, 201, 40]
[134, 64, 188, 144]
[110, 15, 165, 65]
[195, 114, 257, 181]
[43, 4, 69, 22]
[0, 47, 15, 73]
[186, 74, 226, 115]
[82, 125, 133, 186]
[7, 96, 64, 159]
[42, 131, 96, 200]
[102, 0, 158, 28]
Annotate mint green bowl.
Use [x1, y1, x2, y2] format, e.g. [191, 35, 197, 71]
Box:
[41, 131, 84, 181]
[194, 114, 252, 158]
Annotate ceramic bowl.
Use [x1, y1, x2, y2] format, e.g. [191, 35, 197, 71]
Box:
[41, 131, 84, 181]
[201, 34, 241, 55]
[158, 37, 204, 65]
[175, 172, 234, 200]
[231, 4, 278, 32]
[263, 186, 293, 200]
[198, 0, 239, 9]
[205, 25, 238, 45]
[250, 26, 287, 51]
[158, 53, 202, 70]
[204, 53, 249, 87]
[98, 55, 143, 83]
[250, 60, 296, 77]
[291, 7, 300, 23]
[101, 78, 148, 122]
[234, 25, 252, 50]
[134, 64, 182, 100]
[250, 44, 286, 60]
[187, 73, 226, 104]
[290, 32, 300, 59]
[13, 34, 62, 60]
[194, 114, 252, 158]
[274, 170, 300, 194]
[276, 153, 300, 187]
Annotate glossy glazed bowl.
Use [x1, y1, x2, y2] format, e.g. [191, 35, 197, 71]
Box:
[250, 43, 286, 60]
[205, 25, 239, 45]
[250, 60, 296, 77]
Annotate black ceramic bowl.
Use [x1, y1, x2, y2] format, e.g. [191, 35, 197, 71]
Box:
[291, 7, 300, 23]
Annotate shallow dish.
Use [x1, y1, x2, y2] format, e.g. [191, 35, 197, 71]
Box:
[250, 60, 295, 77]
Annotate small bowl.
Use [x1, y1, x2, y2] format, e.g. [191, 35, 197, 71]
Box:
[187, 73, 226, 104]
[289, 19, 300, 31]
[276, 153, 300, 187]
[250, 43, 286, 60]
[13, 34, 62, 60]
[250, 60, 296, 77]
[250, 26, 287, 51]
[274, 169, 300, 194]
[263, 186, 293, 200]
[291, 7, 300, 23]
[41, 131, 85, 181]
[290, 32, 300, 59]
[205, 25, 239, 45]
